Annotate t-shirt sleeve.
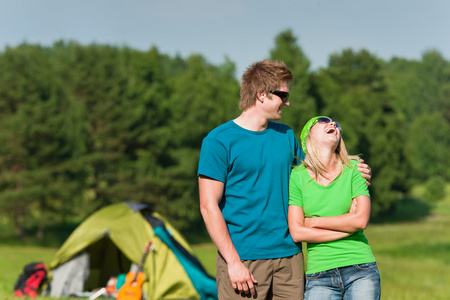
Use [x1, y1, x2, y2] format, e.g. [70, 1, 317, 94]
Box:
[197, 135, 228, 182]
[289, 168, 303, 207]
[351, 160, 370, 199]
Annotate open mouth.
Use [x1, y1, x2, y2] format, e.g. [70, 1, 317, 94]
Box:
[326, 128, 336, 134]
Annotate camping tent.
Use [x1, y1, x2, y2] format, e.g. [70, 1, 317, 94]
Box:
[48, 202, 217, 300]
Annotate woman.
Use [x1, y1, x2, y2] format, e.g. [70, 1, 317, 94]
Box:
[288, 116, 381, 300]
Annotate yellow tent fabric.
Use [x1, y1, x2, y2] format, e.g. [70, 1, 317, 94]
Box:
[49, 202, 210, 299]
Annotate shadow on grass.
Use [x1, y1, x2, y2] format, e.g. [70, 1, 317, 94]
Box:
[372, 197, 433, 224]
[2, 221, 212, 247]
[0, 222, 79, 247]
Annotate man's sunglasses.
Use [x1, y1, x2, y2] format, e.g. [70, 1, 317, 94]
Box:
[269, 90, 290, 102]
[316, 117, 342, 131]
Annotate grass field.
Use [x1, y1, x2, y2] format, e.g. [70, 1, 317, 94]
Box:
[1, 186, 449, 299]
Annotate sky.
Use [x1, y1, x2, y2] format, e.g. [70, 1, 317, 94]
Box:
[1, 0, 449, 77]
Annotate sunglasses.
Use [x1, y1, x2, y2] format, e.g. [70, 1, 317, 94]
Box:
[316, 117, 342, 131]
[269, 90, 290, 102]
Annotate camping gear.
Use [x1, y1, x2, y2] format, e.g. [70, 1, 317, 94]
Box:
[117, 241, 154, 300]
[48, 202, 217, 299]
[14, 262, 48, 298]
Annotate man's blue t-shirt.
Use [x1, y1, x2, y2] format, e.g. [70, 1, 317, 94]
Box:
[198, 120, 304, 260]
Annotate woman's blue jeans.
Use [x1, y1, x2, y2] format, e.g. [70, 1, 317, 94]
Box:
[305, 262, 381, 300]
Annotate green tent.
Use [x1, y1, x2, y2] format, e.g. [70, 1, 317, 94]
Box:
[48, 202, 217, 300]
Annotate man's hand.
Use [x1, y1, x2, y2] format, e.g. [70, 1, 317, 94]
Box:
[357, 159, 372, 186]
[228, 261, 258, 296]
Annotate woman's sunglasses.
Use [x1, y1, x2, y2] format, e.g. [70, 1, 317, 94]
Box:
[269, 90, 290, 102]
[316, 117, 342, 131]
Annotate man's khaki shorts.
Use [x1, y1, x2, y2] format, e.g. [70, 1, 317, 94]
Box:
[216, 252, 305, 299]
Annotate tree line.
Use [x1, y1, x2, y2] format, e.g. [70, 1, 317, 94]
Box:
[0, 29, 448, 241]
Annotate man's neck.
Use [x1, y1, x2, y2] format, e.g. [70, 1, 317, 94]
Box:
[233, 109, 269, 132]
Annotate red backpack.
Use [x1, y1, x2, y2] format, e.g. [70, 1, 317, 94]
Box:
[14, 262, 48, 298]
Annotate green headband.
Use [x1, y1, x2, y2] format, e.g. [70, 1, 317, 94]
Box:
[300, 116, 330, 153]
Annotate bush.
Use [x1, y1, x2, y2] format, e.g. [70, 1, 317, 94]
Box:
[424, 176, 446, 202]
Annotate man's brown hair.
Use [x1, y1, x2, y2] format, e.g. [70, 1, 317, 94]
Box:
[239, 60, 293, 111]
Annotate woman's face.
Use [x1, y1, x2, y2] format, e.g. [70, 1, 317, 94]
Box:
[309, 119, 341, 149]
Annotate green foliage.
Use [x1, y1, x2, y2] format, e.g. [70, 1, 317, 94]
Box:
[406, 114, 450, 181]
[385, 51, 450, 184]
[424, 176, 446, 203]
[0, 43, 88, 240]
[0, 31, 448, 240]
[314, 48, 409, 215]
[0, 41, 240, 238]
[269, 29, 317, 133]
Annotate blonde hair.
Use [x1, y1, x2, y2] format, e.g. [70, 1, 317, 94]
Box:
[239, 60, 293, 111]
[302, 134, 360, 182]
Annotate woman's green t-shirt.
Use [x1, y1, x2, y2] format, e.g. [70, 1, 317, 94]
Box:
[289, 160, 376, 274]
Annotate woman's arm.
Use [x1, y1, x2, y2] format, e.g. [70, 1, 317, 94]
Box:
[305, 195, 371, 233]
[288, 205, 351, 243]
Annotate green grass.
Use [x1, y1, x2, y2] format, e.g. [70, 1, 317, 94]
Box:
[1, 185, 449, 299]
[365, 184, 450, 300]
[192, 243, 217, 276]
[0, 246, 57, 300]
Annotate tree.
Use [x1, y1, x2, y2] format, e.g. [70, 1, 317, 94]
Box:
[0, 44, 89, 239]
[316, 49, 408, 214]
[269, 29, 317, 133]
[406, 114, 450, 181]
[385, 50, 450, 183]
[160, 54, 240, 230]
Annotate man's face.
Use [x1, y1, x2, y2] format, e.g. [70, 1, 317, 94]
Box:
[266, 82, 290, 120]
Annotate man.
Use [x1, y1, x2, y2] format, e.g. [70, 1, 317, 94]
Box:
[198, 60, 371, 299]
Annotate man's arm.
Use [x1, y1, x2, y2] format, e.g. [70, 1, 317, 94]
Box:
[305, 195, 371, 233]
[198, 175, 257, 296]
[288, 205, 350, 243]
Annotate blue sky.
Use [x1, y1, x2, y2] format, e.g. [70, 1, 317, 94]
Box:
[1, 0, 449, 77]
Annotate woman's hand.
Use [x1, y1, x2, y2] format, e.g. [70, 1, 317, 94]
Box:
[304, 217, 313, 228]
